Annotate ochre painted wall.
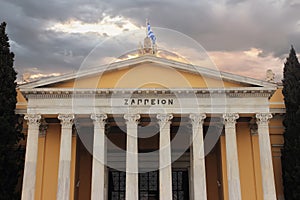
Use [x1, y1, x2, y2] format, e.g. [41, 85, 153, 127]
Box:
[33, 124, 77, 200]
[205, 145, 222, 200]
[220, 135, 229, 200]
[270, 118, 284, 199]
[270, 87, 285, 109]
[39, 124, 60, 200]
[251, 134, 263, 200]
[49, 63, 247, 89]
[220, 123, 266, 200]
[236, 123, 259, 200]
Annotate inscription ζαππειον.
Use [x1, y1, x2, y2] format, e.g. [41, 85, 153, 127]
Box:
[124, 98, 174, 106]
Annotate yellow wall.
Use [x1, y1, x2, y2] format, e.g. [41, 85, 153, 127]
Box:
[220, 135, 229, 200]
[270, 87, 285, 109]
[49, 63, 246, 89]
[270, 118, 284, 199]
[16, 89, 27, 110]
[251, 134, 263, 200]
[220, 123, 267, 200]
[205, 144, 222, 200]
[39, 124, 60, 200]
[34, 123, 77, 200]
[236, 123, 259, 199]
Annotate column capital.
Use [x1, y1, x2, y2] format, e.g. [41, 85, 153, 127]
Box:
[256, 113, 272, 125]
[91, 113, 107, 128]
[24, 114, 41, 128]
[58, 114, 74, 128]
[157, 113, 173, 127]
[189, 113, 206, 126]
[124, 113, 140, 125]
[223, 113, 239, 128]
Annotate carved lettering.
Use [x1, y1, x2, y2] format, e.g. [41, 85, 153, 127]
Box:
[123, 98, 175, 106]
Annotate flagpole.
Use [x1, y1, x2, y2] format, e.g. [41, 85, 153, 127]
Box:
[146, 18, 148, 36]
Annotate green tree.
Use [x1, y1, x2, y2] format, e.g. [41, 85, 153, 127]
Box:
[0, 22, 24, 200]
[282, 46, 300, 200]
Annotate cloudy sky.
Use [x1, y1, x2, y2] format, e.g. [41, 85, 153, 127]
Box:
[1, 0, 300, 82]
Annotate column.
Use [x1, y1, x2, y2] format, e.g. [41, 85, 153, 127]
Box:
[256, 113, 277, 200]
[190, 113, 207, 200]
[21, 114, 41, 200]
[157, 113, 173, 200]
[91, 114, 107, 200]
[35, 122, 48, 200]
[223, 113, 242, 200]
[56, 114, 74, 200]
[124, 114, 140, 200]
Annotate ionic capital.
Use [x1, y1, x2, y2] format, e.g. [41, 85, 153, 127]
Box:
[256, 113, 272, 126]
[58, 114, 74, 128]
[189, 113, 206, 127]
[223, 113, 239, 128]
[157, 113, 173, 127]
[124, 114, 140, 125]
[91, 113, 107, 128]
[24, 114, 41, 128]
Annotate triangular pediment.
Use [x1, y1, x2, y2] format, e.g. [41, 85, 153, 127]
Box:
[19, 55, 277, 89]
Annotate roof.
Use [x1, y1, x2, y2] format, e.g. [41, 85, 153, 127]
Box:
[19, 54, 277, 89]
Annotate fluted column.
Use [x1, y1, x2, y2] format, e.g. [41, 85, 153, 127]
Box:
[124, 114, 140, 200]
[21, 114, 41, 200]
[57, 114, 74, 200]
[190, 113, 207, 200]
[157, 113, 173, 200]
[91, 114, 107, 200]
[223, 113, 242, 200]
[256, 113, 277, 200]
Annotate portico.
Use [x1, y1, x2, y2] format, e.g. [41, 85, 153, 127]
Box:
[18, 55, 282, 200]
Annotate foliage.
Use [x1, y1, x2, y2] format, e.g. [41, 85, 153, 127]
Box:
[0, 22, 24, 200]
[282, 46, 300, 200]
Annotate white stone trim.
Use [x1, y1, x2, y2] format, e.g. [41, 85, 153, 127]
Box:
[124, 114, 140, 200]
[56, 114, 74, 200]
[21, 114, 41, 200]
[256, 113, 277, 200]
[223, 113, 242, 200]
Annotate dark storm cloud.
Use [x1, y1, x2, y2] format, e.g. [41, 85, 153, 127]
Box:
[0, 0, 299, 79]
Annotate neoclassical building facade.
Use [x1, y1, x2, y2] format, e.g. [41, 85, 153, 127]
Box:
[16, 53, 285, 200]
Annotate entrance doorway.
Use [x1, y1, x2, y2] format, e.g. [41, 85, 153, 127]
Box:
[108, 170, 189, 200]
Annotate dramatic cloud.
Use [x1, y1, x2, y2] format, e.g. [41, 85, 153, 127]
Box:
[0, 0, 299, 82]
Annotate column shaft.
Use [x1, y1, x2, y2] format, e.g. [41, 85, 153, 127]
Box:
[157, 114, 173, 200]
[56, 114, 74, 200]
[91, 114, 107, 200]
[21, 114, 41, 200]
[190, 114, 207, 200]
[124, 114, 140, 200]
[223, 113, 242, 200]
[256, 113, 277, 200]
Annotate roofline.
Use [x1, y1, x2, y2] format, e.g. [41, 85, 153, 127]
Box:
[18, 55, 277, 89]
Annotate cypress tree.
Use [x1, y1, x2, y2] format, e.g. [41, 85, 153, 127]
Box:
[0, 22, 24, 199]
[282, 46, 300, 199]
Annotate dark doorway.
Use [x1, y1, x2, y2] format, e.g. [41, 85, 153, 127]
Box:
[139, 171, 159, 200]
[108, 170, 189, 200]
[172, 170, 189, 200]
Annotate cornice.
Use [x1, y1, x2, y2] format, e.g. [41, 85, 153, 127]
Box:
[21, 87, 276, 99]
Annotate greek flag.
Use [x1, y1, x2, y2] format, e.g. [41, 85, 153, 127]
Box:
[147, 22, 156, 44]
